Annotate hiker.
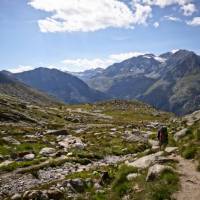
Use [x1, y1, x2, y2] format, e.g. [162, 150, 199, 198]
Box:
[157, 126, 168, 150]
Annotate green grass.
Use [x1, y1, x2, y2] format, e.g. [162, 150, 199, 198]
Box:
[181, 145, 197, 159]
[148, 169, 179, 200]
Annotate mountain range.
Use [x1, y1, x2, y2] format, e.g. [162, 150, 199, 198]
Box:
[0, 71, 57, 105]
[14, 67, 108, 104]
[0, 49, 199, 115]
[81, 49, 200, 115]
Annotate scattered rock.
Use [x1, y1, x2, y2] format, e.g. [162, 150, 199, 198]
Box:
[165, 147, 178, 154]
[94, 182, 102, 190]
[2, 136, 20, 145]
[46, 129, 68, 135]
[123, 130, 148, 143]
[99, 171, 111, 185]
[46, 188, 64, 199]
[69, 178, 86, 193]
[148, 139, 159, 147]
[146, 164, 175, 181]
[0, 154, 4, 161]
[0, 160, 13, 168]
[39, 147, 56, 157]
[174, 128, 188, 141]
[23, 153, 35, 161]
[127, 173, 139, 181]
[11, 193, 21, 200]
[58, 135, 86, 150]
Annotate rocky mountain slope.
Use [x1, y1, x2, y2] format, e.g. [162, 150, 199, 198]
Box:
[14, 67, 109, 104]
[71, 68, 104, 82]
[85, 50, 200, 115]
[0, 72, 57, 106]
[0, 93, 200, 200]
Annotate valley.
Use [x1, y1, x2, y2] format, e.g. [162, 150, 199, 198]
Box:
[0, 94, 200, 200]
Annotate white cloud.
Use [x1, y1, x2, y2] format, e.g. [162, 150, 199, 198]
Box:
[153, 21, 159, 28]
[187, 17, 200, 26]
[137, 0, 192, 8]
[28, 0, 136, 32]
[28, 0, 154, 32]
[109, 52, 146, 61]
[8, 65, 34, 73]
[131, 3, 152, 25]
[62, 51, 146, 72]
[164, 15, 182, 21]
[181, 3, 197, 16]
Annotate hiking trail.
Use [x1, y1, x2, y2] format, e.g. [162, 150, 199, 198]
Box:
[172, 154, 200, 200]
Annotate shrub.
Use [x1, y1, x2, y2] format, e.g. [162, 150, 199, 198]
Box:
[182, 146, 197, 159]
[148, 169, 179, 200]
[194, 129, 200, 141]
[111, 165, 137, 197]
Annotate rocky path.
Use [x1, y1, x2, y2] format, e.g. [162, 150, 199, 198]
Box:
[0, 154, 136, 198]
[172, 155, 200, 200]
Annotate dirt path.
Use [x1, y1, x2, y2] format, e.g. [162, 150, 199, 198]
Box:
[172, 155, 200, 200]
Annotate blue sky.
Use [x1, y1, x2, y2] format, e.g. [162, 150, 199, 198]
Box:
[0, 0, 200, 72]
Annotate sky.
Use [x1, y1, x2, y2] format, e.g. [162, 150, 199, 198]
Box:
[0, 0, 200, 72]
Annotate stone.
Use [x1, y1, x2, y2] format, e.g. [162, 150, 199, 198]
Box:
[39, 147, 56, 157]
[69, 178, 86, 193]
[47, 188, 64, 199]
[99, 171, 111, 185]
[126, 173, 139, 181]
[152, 146, 160, 151]
[2, 136, 20, 145]
[23, 153, 35, 161]
[46, 129, 68, 135]
[94, 182, 102, 190]
[174, 128, 188, 141]
[123, 130, 148, 143]
[126, 151, 164, 169]
[11, 193, 21, 200]
[148, 139, 159, 147]
[0, 154, 4, 161]
[146, 164, 175, 181]
[0, 160, 13, 168]
[75, 142, 85, 150]
[58, 135, 86, 150]
[165, 147, 178, 154]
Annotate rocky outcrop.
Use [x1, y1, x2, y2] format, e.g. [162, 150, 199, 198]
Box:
[125, 151, 164, 169]
[174, 128, 188, 141]
[146, 164, 175, 181]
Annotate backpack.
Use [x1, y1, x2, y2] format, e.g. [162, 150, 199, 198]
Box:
[158, 127, 168, 143]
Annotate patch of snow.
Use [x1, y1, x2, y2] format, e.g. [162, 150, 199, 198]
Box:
[154, 56, 166, 63]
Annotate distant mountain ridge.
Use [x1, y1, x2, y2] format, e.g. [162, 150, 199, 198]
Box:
[0, 71, 57, 105]
[14, 67, 109, 104]
[71, 68, 104, 82]
[82, 49, 200, 115]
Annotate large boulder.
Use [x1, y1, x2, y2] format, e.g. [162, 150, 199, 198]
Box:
[174, 128, 188, 141]
[125, 151, 164, 169]
[146, 164, 175, 181]
[39, 147, 56, 157]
